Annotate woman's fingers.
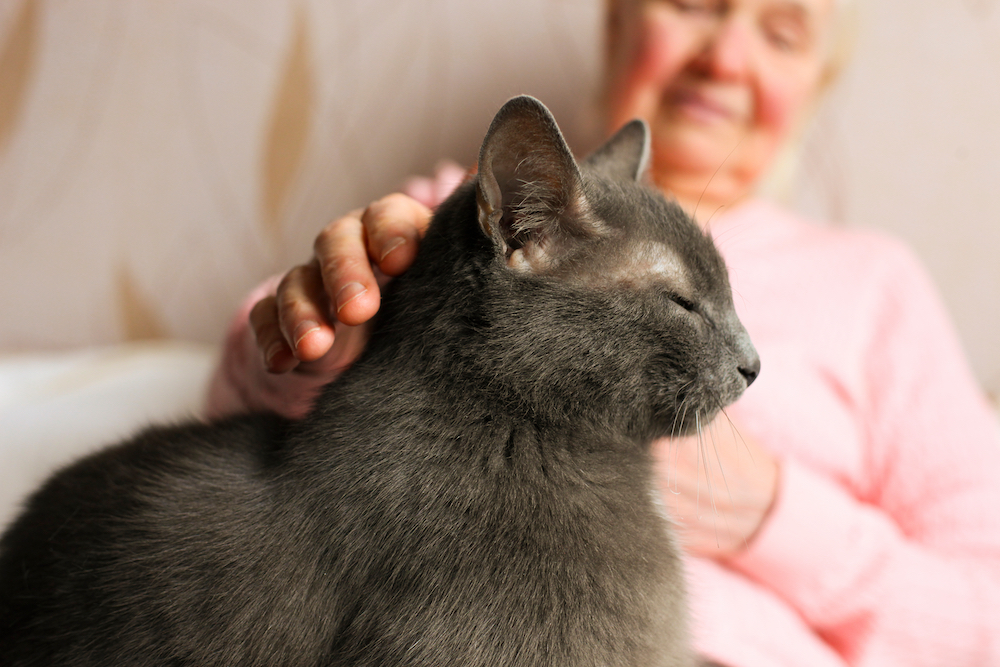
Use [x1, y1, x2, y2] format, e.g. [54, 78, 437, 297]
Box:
[275, 262, 336, 362]
[250, 194, 431, 373]
[249, 295, 298, 373]
[313, 210, 384, 326]
[251, 262, 337, 373]
[651, 420, 779, 558]
[361, 193, 431, 277]
[254, 193, 433, 373]
[402, 160, 468, 210]
[312, 195, 431, 326]
[431, 161, 468, 206]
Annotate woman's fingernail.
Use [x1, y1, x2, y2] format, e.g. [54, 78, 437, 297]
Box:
[264, 340, 286, 367]
[379, 236, 407, 262]
[292, 320, 320, 349]
[336, 282, 367, 312]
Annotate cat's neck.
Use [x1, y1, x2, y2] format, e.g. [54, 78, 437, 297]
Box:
[303, 248, 655, 457]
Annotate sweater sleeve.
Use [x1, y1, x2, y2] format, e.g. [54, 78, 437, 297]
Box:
[727, 240, 1000, 666]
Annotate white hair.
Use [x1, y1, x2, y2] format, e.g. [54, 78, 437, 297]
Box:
[824, 0, 861, 89]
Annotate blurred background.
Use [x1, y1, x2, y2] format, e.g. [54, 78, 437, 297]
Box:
[0, 0, 997, 392]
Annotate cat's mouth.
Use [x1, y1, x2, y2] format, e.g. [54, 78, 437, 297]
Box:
[649, 381, 726, 439]
[648, 364, 748, 439]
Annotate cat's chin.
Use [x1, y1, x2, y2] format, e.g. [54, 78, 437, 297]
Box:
[651, 404, 724, 440]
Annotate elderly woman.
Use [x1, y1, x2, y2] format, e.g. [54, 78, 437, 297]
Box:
[207, 1, 1000, 665]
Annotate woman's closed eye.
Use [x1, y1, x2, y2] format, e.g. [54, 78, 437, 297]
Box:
[665, 0, 722, 16]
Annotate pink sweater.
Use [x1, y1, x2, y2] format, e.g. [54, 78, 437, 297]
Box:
[206, 198, 1000, 666]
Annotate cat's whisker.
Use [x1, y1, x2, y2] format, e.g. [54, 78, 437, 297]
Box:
[668, 381, 695, 439]
[692, 136, 744, 226]
[666, 395, 694, 495]
[665, 436, 680, 496]
[707, 222, 749, 250]
[690, 403, 738, 550]
[695, 411, 708, 511]
[706, 416, 737, 550]
[709, 417, 735, 502]
[718, 405, 756, 467]
[699, 413, 726, 549]
[704, 205, 728, 231]
[668, 402, 683, 441]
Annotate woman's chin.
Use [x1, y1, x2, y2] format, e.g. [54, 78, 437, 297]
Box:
[649, 134, 761, 212]
[653, 135, 743, 183]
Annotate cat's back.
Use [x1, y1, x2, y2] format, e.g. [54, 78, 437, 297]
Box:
[0, 413, 289, 562]
[0, 413, 332, 665]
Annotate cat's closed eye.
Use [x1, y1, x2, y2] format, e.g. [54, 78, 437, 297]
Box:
[666, 293, 698, 313]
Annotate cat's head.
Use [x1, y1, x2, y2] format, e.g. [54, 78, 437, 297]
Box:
[471, 96, 759, 440]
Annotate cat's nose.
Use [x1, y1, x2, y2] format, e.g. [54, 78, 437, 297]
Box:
[738, 355, 760, 387]
[727, 313, 760, 388]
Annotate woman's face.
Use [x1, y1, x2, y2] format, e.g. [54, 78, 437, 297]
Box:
[607, 0, 835, 211]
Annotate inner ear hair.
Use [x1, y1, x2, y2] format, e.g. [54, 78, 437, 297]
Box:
[476, 96, 601, 271]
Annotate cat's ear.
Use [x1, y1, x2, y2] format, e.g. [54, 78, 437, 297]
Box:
[582, 119, 650, 182]
[476, 96, 601, 273]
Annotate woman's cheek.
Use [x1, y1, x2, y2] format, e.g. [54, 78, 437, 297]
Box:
[753, 62, 823, 142]
[610, 9, 697, 128]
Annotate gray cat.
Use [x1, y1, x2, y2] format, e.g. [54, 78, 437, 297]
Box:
[0, 96, 758, 666]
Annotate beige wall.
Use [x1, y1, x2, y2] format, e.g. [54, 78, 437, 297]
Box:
[0, 0, 603, 346]
[0, 0, 997, 397]
[791, 0, 1000, 398]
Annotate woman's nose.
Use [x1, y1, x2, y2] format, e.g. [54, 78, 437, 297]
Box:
[695, 16, 752, 81]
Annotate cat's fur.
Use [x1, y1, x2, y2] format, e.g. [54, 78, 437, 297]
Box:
[0, 96, 759, 666]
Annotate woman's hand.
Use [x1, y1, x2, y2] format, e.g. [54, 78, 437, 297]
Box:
[250, 161, 468, 376]
[251, 194, 432, 374]
[652, 416, 780, 559]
